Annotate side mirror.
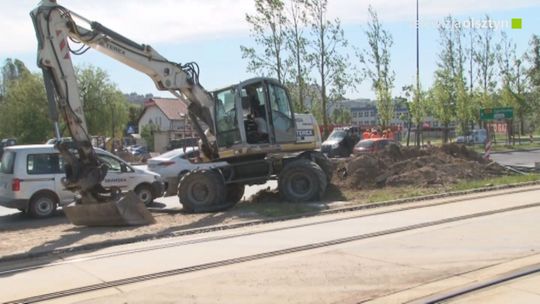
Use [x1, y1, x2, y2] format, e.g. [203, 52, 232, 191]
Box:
[121, 163, 128, 173]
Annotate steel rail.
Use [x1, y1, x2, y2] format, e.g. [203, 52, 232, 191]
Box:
[6, 201, 540, 304]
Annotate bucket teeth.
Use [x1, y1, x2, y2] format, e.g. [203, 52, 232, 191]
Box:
[63, 191, 155, 226]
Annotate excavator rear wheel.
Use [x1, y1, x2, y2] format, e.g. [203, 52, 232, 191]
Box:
[178, 169, 230, 213]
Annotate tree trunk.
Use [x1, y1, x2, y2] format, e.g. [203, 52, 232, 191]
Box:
[443, 122, 449, 143]
[406, 121, 411, 147]
[321, 82, 328, 138]
[416, 123, 421, 147]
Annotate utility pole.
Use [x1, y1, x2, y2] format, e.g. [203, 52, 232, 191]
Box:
[415, 0, 421, 147]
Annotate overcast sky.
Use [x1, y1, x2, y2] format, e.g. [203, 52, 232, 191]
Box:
[1, 0, 539, 99]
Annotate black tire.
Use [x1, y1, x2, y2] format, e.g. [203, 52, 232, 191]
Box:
[110, 187, 122, 200]
[174, 171, 189, 194]
[29, 192, 58, 218]
[178, 169, 229, 213]
[312, 152, 333, 183]
[278, 159, 327, 202]
[135, 184, 154, 206]
[226, 183, 245, 205]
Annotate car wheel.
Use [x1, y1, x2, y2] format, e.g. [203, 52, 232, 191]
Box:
[278, 159, 327, 202]
[135, 184, 154, 206]
[29, 192, 58, 218]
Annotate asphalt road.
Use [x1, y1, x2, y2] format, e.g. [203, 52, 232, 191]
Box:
[3, 185, 540, 303]
[490, 149, 540, 168]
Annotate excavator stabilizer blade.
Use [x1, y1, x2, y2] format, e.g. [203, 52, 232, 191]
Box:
[63, 191, 155, 226]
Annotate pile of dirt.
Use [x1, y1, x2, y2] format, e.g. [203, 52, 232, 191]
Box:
[333, 143, 508, 189]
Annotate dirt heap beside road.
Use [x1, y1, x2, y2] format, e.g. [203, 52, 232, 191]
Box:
[333, 143, 508, 189]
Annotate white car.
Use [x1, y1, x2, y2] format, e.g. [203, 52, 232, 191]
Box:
[0, 144, 164, 218]
[146, 147, 227, 196]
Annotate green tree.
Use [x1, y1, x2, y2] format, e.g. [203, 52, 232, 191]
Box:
[241, 0, 288, 83]
[140, 123, 158, 152]
[128, 104, 144, 126]
[432, 16, 466, 143]
[307, 0, 352, 136]
[360, 6, 395, 129]
[497, 32, 528, 136]
[474, 15, 498, 109]
[403, 83, 427, 147]
[77, 65, 129, 140]
[525, 35, 540, 131]
[1, 58, 29, 99]
[330, 105, 351, 125]
[0, 60, 53, 143]
[284, 0, 311, 112]
[455, 73, 473, 136]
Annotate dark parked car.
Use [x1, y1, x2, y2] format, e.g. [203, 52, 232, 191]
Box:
[321, 127, 360, 158]
[352, 138, 397, 155]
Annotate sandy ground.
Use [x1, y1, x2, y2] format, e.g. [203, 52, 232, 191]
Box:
[0, 206, 266, 259]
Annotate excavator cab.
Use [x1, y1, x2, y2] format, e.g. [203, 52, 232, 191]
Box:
[213, 78, 296, 154]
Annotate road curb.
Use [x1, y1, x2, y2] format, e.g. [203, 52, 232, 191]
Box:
[2, 180, 540, 263]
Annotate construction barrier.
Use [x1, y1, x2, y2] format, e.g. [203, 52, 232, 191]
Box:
[483, 140, 492, 160]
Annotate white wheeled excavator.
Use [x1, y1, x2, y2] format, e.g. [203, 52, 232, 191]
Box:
[30, 0, 332, 226]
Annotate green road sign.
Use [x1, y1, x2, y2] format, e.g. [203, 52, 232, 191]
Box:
[480, 107, 514, 121]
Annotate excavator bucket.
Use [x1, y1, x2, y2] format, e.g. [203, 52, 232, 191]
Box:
[63, 191, 156, 226]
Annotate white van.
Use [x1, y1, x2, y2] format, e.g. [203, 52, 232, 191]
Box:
[0, 145, 163, 218]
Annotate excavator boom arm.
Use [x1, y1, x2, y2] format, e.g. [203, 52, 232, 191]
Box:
[30, 0, 218, 196]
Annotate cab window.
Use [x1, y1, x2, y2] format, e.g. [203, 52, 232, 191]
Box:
[268, 84, 294, 133]
[240, 82, 270, 144]
[215, 88, 241, 147]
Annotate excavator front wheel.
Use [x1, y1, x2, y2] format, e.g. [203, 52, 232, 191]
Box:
[178, 169, 232, 213]
[278, 158, 327, 202]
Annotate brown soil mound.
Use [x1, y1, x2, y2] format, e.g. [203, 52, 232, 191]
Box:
[333, 143, 508, 189]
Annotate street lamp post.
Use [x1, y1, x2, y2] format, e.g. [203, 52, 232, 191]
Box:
[415, 0, 421, 147]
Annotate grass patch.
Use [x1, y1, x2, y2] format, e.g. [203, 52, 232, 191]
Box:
[362, 187, 440, 203]
[234, 174, 540, 219]
[450, 174, 540, 191]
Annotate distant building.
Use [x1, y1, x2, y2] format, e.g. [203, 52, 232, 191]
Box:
[124, 92, 154, 105]
[138, 97, 195, 152]
[332, 98, 456, 139]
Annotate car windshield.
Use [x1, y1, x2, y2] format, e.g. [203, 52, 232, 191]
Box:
[328, 130, 346, 140]
[356, 140, 374, 148]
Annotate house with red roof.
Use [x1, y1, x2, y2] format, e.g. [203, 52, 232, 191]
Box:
[138, 97, 195, 152]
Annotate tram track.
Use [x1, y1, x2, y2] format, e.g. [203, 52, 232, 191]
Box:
[6, 200, 540, 304]
[417, 263, 540, 303]
[3, 186, 540, 276]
